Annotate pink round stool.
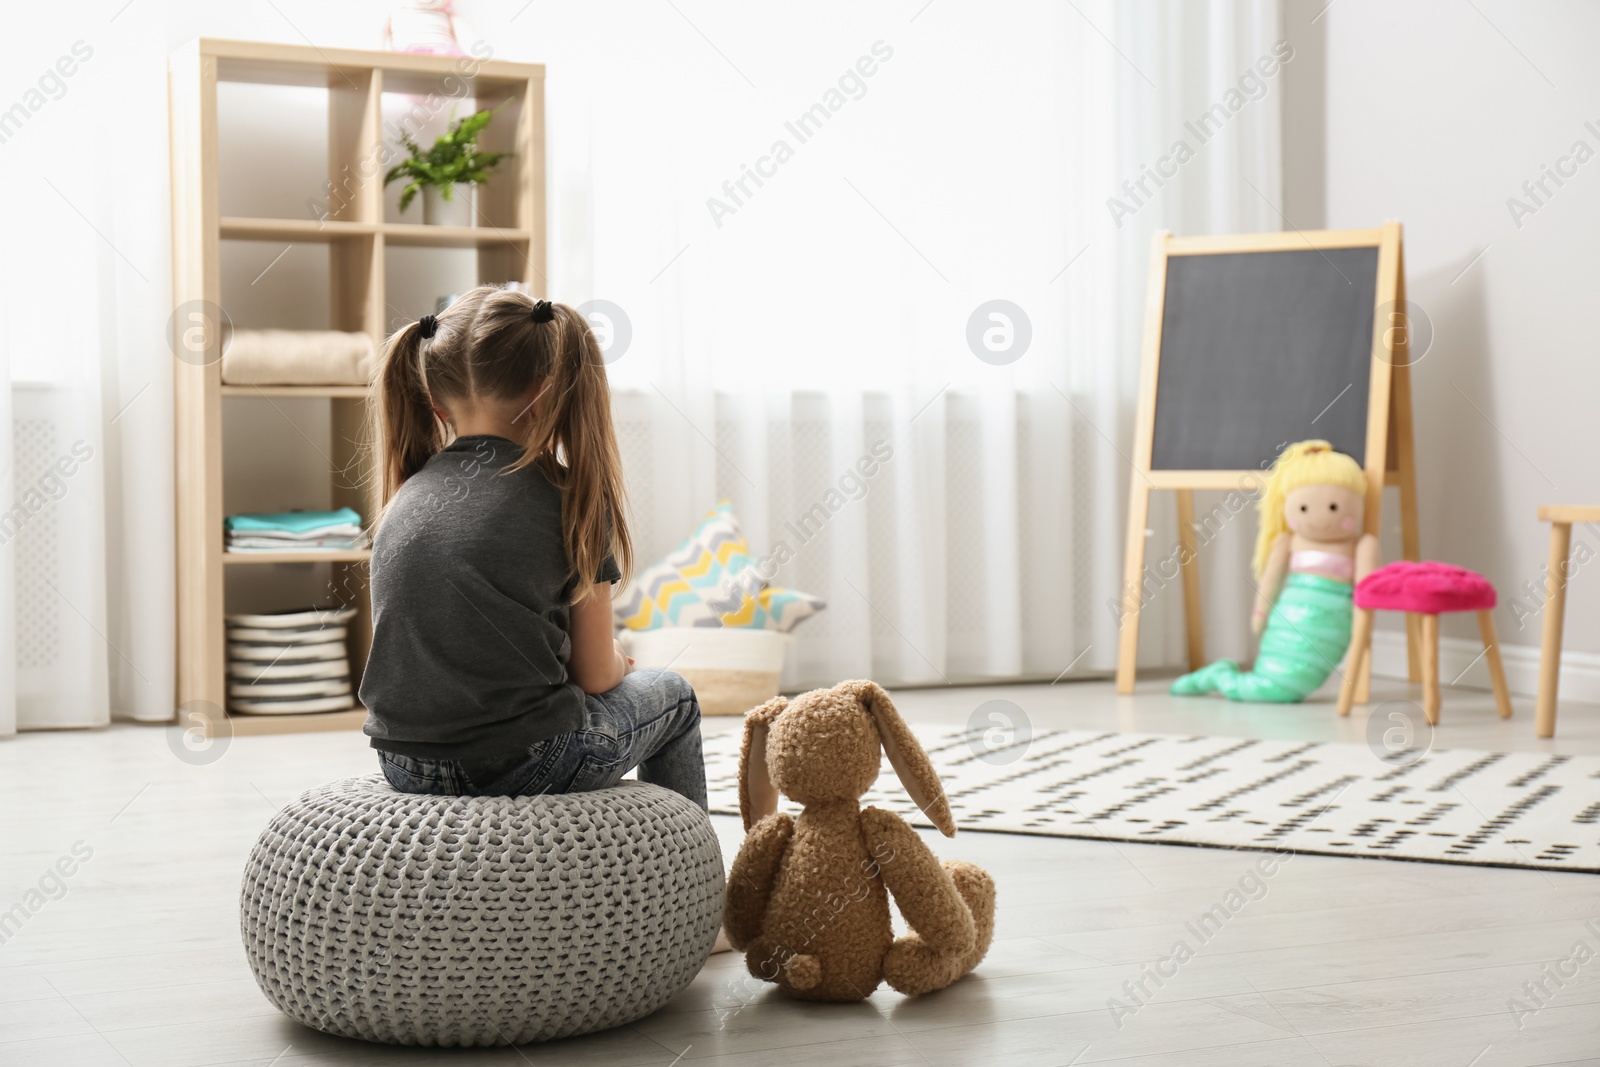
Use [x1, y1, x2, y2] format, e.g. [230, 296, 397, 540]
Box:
[1338, 561, 1514, 724]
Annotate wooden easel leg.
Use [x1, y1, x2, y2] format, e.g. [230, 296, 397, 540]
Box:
[1392, 273, 1423, 683]
[1358, 268, 1409, 708]
[1419, 613, 1441, 726]
[1175, 489, 1204, 672]
[1338, 608, 1374, 717]
[1536, 522, 1572, 738]
[1116, 482, 1152, 694]
[1477, 610, 1514, 720]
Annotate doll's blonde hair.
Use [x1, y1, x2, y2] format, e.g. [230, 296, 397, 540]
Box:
[1252, 440, 1368, 576]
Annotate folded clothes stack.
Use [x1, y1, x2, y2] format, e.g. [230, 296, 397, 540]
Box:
[221, 329, 375, 386]
[224, 508, 367, 552]
[226, 606, 358, 715]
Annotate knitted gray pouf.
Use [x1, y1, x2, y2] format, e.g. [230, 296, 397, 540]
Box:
[240, 775, 724, 1046]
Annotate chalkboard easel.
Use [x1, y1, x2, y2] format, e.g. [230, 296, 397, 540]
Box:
[1115, 223, 1420, 696]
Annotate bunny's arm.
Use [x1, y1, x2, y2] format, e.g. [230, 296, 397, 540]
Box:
[725, 812, 794, 951]
[861, 806, 976, 953]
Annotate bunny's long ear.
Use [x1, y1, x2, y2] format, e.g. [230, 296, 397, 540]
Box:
[846, 680, 956, 837]
[738, 696, 787, 830]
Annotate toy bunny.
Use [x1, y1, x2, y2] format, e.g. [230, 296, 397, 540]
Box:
[726, 680, 996, 1001]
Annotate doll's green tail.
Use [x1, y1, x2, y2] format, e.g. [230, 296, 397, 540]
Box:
[1170, 573, 1354, 703]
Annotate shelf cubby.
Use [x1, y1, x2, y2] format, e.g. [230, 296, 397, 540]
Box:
[171, 38, 546, 738]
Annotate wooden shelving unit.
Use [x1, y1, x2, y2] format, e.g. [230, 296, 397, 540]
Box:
[169, 38, 545, 737]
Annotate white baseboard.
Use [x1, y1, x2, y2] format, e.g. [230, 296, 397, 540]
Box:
[1370, 630, 1600, 706]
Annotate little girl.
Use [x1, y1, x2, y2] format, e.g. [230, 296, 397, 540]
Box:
[359, 285, 705, 807]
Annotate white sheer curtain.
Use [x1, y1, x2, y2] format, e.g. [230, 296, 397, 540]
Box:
[0, 0, 1286, 731]
[0, 261, 12, 737]
[522, 0, 1285, 688]
[1, 9, 173, 732]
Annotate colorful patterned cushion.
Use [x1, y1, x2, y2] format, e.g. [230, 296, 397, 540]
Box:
[720, 586, 827, 632]
[614, 503, 826, 633]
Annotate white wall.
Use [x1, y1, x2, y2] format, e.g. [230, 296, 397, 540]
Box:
[1282, 0, 1600, 696]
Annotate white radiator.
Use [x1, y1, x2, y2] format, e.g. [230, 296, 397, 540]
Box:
[8, 383, 109, 730]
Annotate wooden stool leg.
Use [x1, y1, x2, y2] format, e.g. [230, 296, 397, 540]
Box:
[1405, 612, 1423, 683]
[1338, 608, 1375, 717]
[1536, 522, 1573, 739]
[1354, 618, 1374, 705]
[1477, 610, 1514, 720]
[1419, 614, 1441, 725]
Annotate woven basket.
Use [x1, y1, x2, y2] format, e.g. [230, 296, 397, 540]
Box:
[623, 628, 789, 715]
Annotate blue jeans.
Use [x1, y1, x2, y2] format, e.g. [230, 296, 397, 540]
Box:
[376, 668, 707, 810]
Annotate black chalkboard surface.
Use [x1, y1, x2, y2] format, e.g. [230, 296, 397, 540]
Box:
[1149, 246, 1379, 471]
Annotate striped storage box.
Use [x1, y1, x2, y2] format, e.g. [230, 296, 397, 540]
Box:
[225, 606, 358, 715]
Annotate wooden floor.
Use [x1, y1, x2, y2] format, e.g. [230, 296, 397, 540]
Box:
[2, 676, 1598, 1066]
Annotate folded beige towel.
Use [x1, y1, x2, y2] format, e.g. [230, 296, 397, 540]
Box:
[222, 329, 375, 386]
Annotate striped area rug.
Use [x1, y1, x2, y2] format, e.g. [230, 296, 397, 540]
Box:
[703, 726, 1600, 872]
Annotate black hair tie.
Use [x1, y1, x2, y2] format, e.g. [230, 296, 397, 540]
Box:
[418, 314, 437, 339]
[530, 299, 555, 324]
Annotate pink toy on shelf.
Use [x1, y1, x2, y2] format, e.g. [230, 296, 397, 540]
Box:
[383, 1, 470, 57]
[1339, 560, 1514, 724]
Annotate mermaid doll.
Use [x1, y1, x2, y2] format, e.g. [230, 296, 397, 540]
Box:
[1172, 440, 1378, 703]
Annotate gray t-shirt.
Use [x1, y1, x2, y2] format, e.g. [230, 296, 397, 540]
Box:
[360, 435, 620, 760]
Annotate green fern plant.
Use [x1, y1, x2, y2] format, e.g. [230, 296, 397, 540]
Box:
[384, 107, 508, 212]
